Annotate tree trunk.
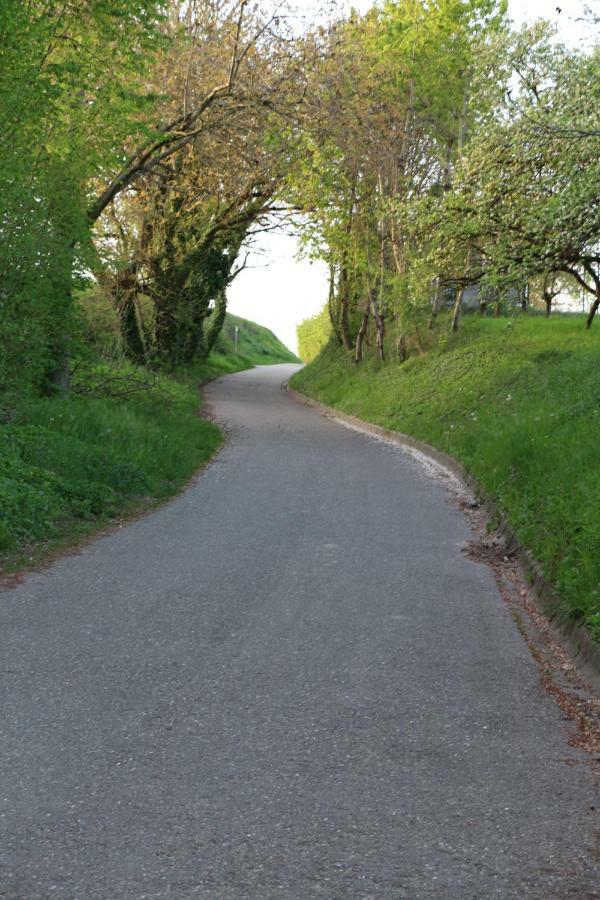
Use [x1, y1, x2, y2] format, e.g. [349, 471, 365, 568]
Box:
[397, 334, 408, 362]
[370, 294, 385, 361]
[205, 290, 228, 354]
[118, 292, 146, 363]
[428, 278, 443, 328]
[544, 294, 552, 318]
[154, 301, 179, 367]
[414, 323, 424, 355]
[451, 285, 465, 332]
[327, 264, 343, 345]
[585, 291, 600, 328]
[339, 263, 353, 351]
[355, 306, 370, 363]
[114, 267, 146, 363]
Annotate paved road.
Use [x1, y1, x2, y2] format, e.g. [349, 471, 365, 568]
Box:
[1, 364, 598, 899]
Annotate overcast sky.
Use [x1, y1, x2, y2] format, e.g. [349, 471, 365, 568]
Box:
[228, 0, 596, 353]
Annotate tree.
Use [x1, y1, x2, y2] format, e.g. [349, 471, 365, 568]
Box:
[0, 0, 165, 394]
[297, 307, 333, 362]
[284, 0, 508, 360]
[94, 0, 309, 365]
[435, 41, 600, 327]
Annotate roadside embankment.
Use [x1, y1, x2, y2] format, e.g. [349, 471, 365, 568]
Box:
[291, 316, 600, 642]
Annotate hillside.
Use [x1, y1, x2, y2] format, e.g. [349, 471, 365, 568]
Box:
[217, 314, 298, 365]
[291, 315, 600, 640]
[0, 313, 295, 573]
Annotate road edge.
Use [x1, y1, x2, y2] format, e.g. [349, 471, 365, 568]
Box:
[0, 378, 230, 590]
[286, 383, 600, 685]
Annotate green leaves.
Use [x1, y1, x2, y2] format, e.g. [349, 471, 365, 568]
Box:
[0, 0, 166, 395]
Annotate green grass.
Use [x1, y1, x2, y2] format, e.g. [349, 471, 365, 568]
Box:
[0, 376, 221, 571]
[0, 313, 296, 573]
[216, 314, 298, 366]
[174, 314, 298, 386]
[291, 314, 600, 639]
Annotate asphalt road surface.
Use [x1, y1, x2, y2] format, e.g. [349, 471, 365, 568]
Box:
[1, 364, 598, 899]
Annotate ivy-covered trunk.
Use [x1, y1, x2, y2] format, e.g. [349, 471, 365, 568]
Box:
[113, 268, 146, 364]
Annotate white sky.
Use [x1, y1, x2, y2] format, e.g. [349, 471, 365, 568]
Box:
[228, 0, 596, 353]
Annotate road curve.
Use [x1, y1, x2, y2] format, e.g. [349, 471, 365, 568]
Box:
[0, 364, 597, 899]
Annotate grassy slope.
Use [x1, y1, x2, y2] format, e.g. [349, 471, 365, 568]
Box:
[0, 314, 296, 572]
[217, 314, 299, 365]
[291, 315, 600, 639]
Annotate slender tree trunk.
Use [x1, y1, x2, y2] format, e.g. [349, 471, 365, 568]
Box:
[390, 223, 404, 276]
[339, 262, 353, 351]
[585, 290, 600, 328]
[414, 323, 425, 355]
[452, 285, 465, 332]
[544, 294, 552, 318]
[205, 290, 228, 354]
[397, 333, 408, 362]
[371, 234, 386, 362]
[374, 315, 385, 361]
[355, 306, 370, 363]
[327, 263, 343, 345]
[428, 278, 443, 328]
[339, 173, 358, 352]
[370, 295, 385, 361]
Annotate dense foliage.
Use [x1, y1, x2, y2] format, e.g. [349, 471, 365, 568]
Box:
[0, 0, 165, 397]
[1, 0, 305, 399]
[288, 3, 599, 357]
[297, 308, 332, 363]
[2, 1, 598, 396]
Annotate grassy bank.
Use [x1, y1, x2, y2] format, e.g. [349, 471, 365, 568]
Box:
[0, 314, 296, 573]
[291, 315, 600, 639]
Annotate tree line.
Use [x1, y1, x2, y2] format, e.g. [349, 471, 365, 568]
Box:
[1, 0, 309, 398]
[288, 1, 600, 362]
[1, 0, 599, 399]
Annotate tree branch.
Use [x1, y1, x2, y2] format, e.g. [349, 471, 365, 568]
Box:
[88, 1, 250, 224]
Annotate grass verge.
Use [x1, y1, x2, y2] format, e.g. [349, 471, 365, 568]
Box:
[291, 314, 600, 640]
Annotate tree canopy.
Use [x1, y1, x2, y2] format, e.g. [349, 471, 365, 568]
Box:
[1, 0, 598, 398]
